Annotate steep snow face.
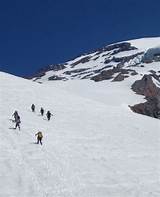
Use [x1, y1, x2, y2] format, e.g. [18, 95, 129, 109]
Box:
[1, 71, 160, 196]
[31, 37, 160, 83]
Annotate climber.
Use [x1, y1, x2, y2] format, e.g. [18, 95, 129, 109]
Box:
[31, 104, 35, 112]
[40, 107, 44, 116]
[35, 131, 43, 145]
[46, 110, 53, 121]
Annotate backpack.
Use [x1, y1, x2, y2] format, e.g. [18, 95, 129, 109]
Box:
[38, 132, 43, 138]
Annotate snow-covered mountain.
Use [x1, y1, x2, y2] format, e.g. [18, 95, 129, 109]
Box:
[32, 37, 160, 82]
[1, 71, 160, 197]
[31, 37, 160, 119]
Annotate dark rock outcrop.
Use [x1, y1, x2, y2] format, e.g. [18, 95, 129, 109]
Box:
[81, 73, 93, 79]
[104, 58, 112, 64]
[48, 75, 66, 81]
[104, 52, 143, 65]
[96, 42, 137, 54]
[130, 70, 138, 76]
[71, 56, 91, 68]
[130, 74, 160, 118]
[93, 56, 100, 61]
[131, 75, 159, 98]
[112, 52, 143, 63]
[130, 98, 160, 118]
[91, 67, 137, 82]
[112, 73, 129, 82]
[94, 65, 113, 73]
[91, 70, 114, 81]
[64, 68, 89, 75]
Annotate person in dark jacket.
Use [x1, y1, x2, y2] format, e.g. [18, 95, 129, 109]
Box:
[15, 115, 21, 130]
[35, 131, 43, 145]
[46, 111, 53, 121]
[31, 104, 35, 112]
[40, 107, 44, 116]
[12, 110, 19, 122]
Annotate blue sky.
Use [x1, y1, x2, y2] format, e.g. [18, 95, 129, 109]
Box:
[0, 0, 160, 76]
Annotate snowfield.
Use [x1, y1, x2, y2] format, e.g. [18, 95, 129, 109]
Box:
[0, 71, 160, 197]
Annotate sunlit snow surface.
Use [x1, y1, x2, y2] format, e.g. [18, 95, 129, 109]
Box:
[1, 71, 160, 197]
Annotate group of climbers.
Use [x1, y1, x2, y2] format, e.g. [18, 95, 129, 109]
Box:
[11, 104, 54, 145]
[31, 104, 53, 121]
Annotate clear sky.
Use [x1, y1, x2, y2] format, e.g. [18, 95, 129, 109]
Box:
[0, 0, 160, 76]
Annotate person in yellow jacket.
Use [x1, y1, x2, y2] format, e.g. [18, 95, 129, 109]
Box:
[35, 131, 43, 145]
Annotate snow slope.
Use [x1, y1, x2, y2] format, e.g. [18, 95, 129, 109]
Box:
[1, 71, 160, 197]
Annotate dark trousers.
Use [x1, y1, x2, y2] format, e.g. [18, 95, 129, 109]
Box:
[37, 137, 42, 145]
[15, 123, 20, 130]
